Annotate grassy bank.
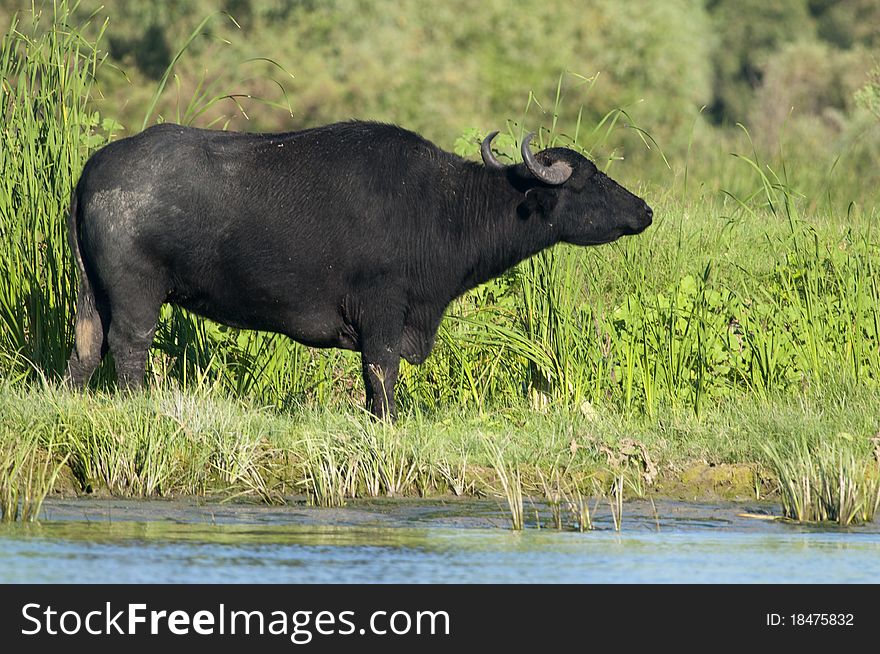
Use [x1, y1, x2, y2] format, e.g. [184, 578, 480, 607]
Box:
[1, 380, 878, 522]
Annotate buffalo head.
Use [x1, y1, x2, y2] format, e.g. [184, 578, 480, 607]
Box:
[482, 131, 652, 246]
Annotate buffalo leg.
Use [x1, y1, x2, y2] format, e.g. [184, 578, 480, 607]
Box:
[359, 309, 403, 420]
[361, 356, 400, 421]
[106, 296, 163, 390]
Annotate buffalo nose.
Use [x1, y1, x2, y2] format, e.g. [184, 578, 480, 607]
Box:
[644, 203, 653, 222]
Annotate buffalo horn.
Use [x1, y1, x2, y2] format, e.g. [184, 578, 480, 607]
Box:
[521, 132, 572, 185]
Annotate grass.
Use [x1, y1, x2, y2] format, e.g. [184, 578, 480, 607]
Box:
[537, 464, 595, 531]
[1, 5, 879, 525]
[301, 434, 357, 508]
[356, 422, 419, 498]
[2, 380, 878, 523]
[0, 1, 107, 379]
[485, 438, 524, 530]
[764, 434, 880, 525]
[566, 485, 593, 532]
[0, 431, 68, 523]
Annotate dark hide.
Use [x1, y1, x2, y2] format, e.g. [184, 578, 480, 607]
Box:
[65, 121, 652, 419]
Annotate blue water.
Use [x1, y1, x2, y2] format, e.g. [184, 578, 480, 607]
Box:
[1, 499, 878, 583]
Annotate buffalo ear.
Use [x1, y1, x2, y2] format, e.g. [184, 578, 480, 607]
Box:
[518, 188, 558, 219]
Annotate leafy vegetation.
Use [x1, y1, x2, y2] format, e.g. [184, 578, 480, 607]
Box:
[2, 0, 878, 191]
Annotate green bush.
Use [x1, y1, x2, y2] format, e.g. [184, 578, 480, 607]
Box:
[708, 0, 816, 123]
[749, 40, 871, 147]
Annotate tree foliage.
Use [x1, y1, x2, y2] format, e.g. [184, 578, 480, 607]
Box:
[0, 0, 876, 173]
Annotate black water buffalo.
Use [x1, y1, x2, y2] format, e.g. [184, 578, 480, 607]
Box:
[66, 121, 652, 418]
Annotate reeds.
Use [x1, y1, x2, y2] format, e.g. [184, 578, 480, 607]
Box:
[301, 435, 357, 508]
[485, 439, 524, 530]
[0, 432, 68, 522]
[355, 423, 418, 498]
[0, 1, 109, 379]
[764, 434, 880, 525]
[537, 466, 594, 532]
[6, 379, 880, 531]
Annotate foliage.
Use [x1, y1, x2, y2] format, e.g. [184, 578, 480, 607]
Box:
[58, 0, 712, 155]
[749, 40, 871, 148]
[855, 62, 880, 121]
[812, 0, 880, 50]
[2, 1, 877, 188]
[708, 0, 817, 123]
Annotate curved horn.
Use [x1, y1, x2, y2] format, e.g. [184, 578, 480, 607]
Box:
[520, 132, 572, 185]
[481, 131, 504, 169]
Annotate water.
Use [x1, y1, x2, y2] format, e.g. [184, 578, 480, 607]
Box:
[1, 498, 878, 583]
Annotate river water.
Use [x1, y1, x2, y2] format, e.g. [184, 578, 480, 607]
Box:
[1, 498, 878, 583]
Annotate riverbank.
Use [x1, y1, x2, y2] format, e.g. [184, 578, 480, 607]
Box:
[2, 381, 878, 516]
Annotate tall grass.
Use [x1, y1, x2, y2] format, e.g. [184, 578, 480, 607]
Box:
[301, 434, 357, 508]
[3, 378, 880, 527]
[764, 434, 880, 525]
[0, 2, 110, 378]
[484, 438, 524, 530]
[0, 431, 68, 522]
[445, 133, 880, 417]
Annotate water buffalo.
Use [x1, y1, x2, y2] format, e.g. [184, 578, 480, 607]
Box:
[66, 121, 652, 419]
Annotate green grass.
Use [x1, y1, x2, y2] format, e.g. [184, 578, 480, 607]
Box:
[1, 380, 878, 519]
[0, 2, 109, 379]
[2, 4, 879, 524]
[764, 433, 880, 525]
[484, 438, 525, 530]
[0, 430, 68, 523]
